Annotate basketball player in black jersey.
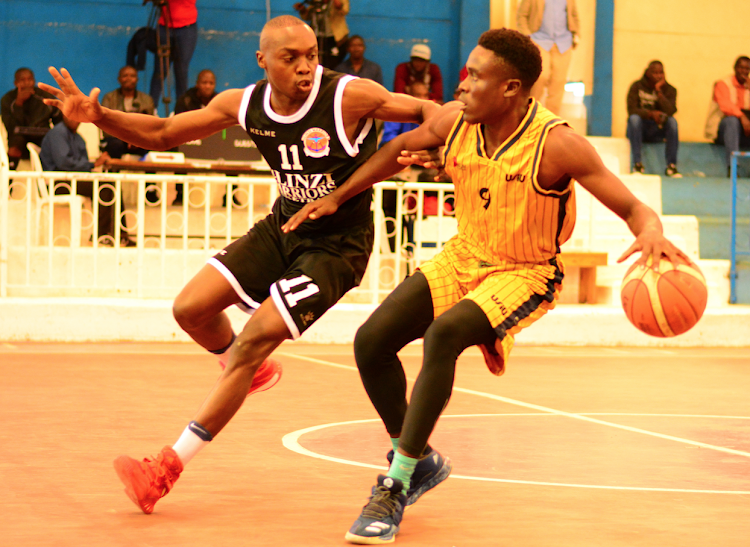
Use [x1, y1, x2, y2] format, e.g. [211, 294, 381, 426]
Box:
[39, 15, 451, 516]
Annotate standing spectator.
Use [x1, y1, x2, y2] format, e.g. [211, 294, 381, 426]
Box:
[335, 35, 383, 86]
[705, 55, 750, 176]
[100, 66, 155, 159]
[627, 60, 680, 177]
[517, 0, 579, 115]
[294, 0, 350, 69]
[1, 68, 62, 170]
[39, 116, 133, 246]
[174, 69, 217, 114]
[394, 44, 444, 103]
[150, 0, 199, 113]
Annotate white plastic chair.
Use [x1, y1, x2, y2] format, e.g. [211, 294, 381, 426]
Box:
[27, 142, 84, 247]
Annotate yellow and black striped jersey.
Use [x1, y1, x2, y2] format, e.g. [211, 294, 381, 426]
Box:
[443, 99, 575, 265]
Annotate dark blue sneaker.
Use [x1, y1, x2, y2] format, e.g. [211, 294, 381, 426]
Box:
[345, 475, 406, 544]
[387, 448, 452, 506]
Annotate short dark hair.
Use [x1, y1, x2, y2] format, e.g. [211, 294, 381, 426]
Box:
[477, 28, 541, 89]
[735, 56, 750, 68]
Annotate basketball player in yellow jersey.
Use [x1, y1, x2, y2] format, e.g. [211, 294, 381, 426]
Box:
[284, 28, 689, 544]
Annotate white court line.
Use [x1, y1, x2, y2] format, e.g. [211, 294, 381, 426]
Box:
[281, 415, 750, 495]
[278, 351, 750, 460]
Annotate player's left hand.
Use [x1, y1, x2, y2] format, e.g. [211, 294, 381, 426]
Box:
[281, 194, 339, 233]
[617, 229, 691, 271]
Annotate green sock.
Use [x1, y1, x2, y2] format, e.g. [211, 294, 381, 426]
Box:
[386, 451, 418, 495]
[390, 437, 399, 452]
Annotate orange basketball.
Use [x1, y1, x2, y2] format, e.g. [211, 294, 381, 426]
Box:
[620, 258, 708, 337]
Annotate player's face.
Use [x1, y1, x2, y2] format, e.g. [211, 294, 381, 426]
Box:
[458, 46, 519, 125]
[258, 25, 319, 102]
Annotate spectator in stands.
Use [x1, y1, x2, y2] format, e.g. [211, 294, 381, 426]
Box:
[517, 0, 579, 115]
[380, 81, 441, 251]
[705, 56, 750, 176]
[175, 69, 217, 114]
[40, 115, 133, 246]
[173, 69, 218, 205]
[100, 66, 155, 159]
[150, 0, 199, 114]
[626, 60, 680, 177]
[1, 67, 62, 170]
[334, 35, 383, 86]
[294, 0, 350, 69]
[381, 82, 430, 147]
[394, 44, 444, 103]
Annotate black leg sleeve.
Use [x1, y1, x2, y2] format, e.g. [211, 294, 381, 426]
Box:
[398, 299, 496, 457]
[354, 272, 434, 437]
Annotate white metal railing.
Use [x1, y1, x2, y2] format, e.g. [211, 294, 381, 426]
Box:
[0, 168, 456, 304]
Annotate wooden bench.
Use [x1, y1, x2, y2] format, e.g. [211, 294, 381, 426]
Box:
[558, 252, 608, 304]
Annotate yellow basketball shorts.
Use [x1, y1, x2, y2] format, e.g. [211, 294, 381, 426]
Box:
[418, 240, 564, 375]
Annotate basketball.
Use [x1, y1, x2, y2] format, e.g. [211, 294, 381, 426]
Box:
[620, 257, 708, 337]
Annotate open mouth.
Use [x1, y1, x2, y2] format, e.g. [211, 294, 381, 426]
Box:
[297, 79, 313, 91]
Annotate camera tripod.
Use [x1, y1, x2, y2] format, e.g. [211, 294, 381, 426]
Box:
[145, 0, 173, 117]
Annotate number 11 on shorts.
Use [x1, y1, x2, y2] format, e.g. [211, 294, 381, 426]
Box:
[279, 275, 320, 307]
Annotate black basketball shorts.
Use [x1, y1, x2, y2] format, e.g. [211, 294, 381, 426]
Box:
[208, 213, 374, 339]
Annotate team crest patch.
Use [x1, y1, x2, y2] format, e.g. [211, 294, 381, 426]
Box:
[302, 127, 331, 158]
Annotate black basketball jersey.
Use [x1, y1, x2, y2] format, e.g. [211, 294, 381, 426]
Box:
[239, 66, 377, 236]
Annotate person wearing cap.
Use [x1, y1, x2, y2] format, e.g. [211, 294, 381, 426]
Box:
[394, 43, 444, 104]
[517, 0, 579, 115]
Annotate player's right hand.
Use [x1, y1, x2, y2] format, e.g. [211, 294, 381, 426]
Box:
[38, 67, 104, 124]
[397, 148, 451, 182]
[281, 195, 339, 233]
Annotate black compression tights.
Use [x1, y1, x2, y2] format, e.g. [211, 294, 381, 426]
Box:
[354, 271, 497, 457]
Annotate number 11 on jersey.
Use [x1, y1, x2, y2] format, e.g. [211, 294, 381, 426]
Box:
[278, 144, 303, 171]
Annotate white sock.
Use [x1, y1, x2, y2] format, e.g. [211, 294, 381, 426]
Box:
[172, 426, 209, 465]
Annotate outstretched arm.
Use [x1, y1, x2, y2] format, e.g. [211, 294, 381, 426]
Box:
[39, 67, 242, 150]
[541, 126, 689, 268]
[281, 101, 463, 232]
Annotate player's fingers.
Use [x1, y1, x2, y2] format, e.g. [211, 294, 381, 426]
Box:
[59, 68, 83, 94]
[47, 66, 66, 89]
[41, 98, 64, 110]
[616, 241, 641, 263]
[38, 82, 63, 99]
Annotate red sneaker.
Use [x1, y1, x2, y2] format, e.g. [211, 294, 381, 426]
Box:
[248, 358, 283, 396]
[219, 358, 283, 396]
[113, 446, 183, 514]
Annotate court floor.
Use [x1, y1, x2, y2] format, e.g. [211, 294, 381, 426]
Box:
[1, 341, 749, 547]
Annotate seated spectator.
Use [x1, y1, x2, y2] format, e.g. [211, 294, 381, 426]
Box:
[40, 115, 133, 246]
[626, 60, 680, 177]
[100, 66, 155, 159]
[705, 55, 750, 176]
[380, 81, 444, 251]
[394, 44, 443, 103]
[334, 35, 383, 86]
[174, 69, 218, 114]
[173, 69, 218, 205]
[1, 67, 62, 170]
